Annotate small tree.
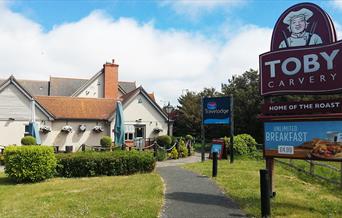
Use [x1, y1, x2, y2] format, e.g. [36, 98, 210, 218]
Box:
[156, 135, 172, 148]
[21, 136, 36, 145]
[100, 136, 112, 148]
[178, 138, 188, 158]
[170, 147, 179, 159]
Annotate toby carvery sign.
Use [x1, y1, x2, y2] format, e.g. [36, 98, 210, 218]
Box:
[260, 3, 342, 96]
[203, 97, 231, 125]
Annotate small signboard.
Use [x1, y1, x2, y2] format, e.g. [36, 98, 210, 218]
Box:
[262, 99, 342, 115]
[264, 121, 342, 161]
[203, 97, 231, 125]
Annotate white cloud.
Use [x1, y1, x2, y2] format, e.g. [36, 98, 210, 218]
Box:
[161, 0, 246, 19]
[331, 0, 342, 10]
[0, 4, 271, 106]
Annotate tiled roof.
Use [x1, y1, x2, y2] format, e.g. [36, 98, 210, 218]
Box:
[50, 77, 88, 96]
[35, 96, 116, 120]
[119, 81, 136, 93]
[1, 77, 136, 97]
[0, 79, 49, 96]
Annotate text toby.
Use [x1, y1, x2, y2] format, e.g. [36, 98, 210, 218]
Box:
[265, 49, 338, 88]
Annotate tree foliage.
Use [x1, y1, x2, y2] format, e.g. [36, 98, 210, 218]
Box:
[221, 69, 263, 142]
[174, 69, 263, 143]
[173, 88, 220, 139]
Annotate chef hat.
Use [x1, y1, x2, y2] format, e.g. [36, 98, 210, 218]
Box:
[283, 8, 313, 25]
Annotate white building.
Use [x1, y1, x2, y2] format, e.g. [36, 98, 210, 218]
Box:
[0, 60, 172, 151]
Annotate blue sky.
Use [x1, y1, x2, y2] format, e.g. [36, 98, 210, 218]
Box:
[8, 0, 340, 33]
[1, 0, 342, 105]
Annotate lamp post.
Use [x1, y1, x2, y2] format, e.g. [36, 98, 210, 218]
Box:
[165, 102, 173, 136]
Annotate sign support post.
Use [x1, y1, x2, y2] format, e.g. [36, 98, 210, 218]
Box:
[266, 158, 275, 197]
[229, 95, 234, 164]
[201, 98, 205, 162]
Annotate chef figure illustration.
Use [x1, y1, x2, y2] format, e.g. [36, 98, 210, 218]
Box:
[279, 8, 322, 48]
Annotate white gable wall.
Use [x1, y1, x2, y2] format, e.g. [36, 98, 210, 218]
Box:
[0, 84, 49, 145]
[40, 120, 109, 151]
[111, 93, 167, 142]
[77, 74, 104, 98]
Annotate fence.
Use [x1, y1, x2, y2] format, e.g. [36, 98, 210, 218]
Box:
[275, 158, 342, 189]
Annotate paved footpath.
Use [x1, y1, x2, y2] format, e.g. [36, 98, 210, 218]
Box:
[156, 153, 246, 218]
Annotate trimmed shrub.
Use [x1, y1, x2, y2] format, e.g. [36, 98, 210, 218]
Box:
[156, 148, 167, 161]
[21, 136, 36, 145]
[185, 134, 193, 141]
[100, 136, 112, 148]
[156, 135, 171, 148]
[4, 146, 56, 182]
[231, 134, 257, 156]
[56, 150, 155, 177]
[178, 138, 188, 158]
[169, 147, 178, 159]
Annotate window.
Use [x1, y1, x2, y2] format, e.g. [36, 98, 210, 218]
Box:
[125, 133, 133, 140]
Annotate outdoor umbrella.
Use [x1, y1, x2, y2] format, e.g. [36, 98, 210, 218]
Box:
[114, 101, 125, 148]
[28, 122, 41, 145]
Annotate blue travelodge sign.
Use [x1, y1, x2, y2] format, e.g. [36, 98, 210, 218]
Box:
[203, 97, 231, 125]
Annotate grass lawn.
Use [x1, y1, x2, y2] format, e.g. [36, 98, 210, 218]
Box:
[0, 172, 163, 218]
[183, 158, 342, 218]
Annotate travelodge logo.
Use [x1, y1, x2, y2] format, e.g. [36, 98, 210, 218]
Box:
[207, 102, 217, 110]
[260, 3, 342, 96]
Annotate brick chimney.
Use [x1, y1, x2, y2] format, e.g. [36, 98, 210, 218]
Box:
[103, 59, 119, 99]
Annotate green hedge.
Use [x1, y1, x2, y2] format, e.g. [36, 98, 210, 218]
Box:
[4, 146, 56, 182]
[56, 150, 156, 177]
[21, 136, 36, 145]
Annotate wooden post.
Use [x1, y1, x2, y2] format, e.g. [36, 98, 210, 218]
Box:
[340, 162, 342, 190]
[309, 160, 314, 175]
[266, 158, 275, 197]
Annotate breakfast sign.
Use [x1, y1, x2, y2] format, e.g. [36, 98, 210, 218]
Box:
[260, 3, 342, 162]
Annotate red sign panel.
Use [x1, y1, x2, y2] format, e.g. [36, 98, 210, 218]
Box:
[260, 2, 342, 96]
[262, 99, 342, 115]
[260, 41, 342, 95]
[270, 3, 336, 51]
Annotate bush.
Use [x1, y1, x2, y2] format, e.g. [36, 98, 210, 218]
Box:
[231, 134, 257, 156]
[169, 147, 178, 159]
[171, 136, 177, 147]
[185, 134, 193, 141]
[100, 136, 112, 148]
[178, 138, 188, 158]
[4, 146, 56, 182]
[56, 150, 155, 177]
[21, 136, 36, 145]
[0, 154, 4, 165]
[156, 148, 167, 161]
[193, 143, 211, 152]
[156, 135, 171, 148]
